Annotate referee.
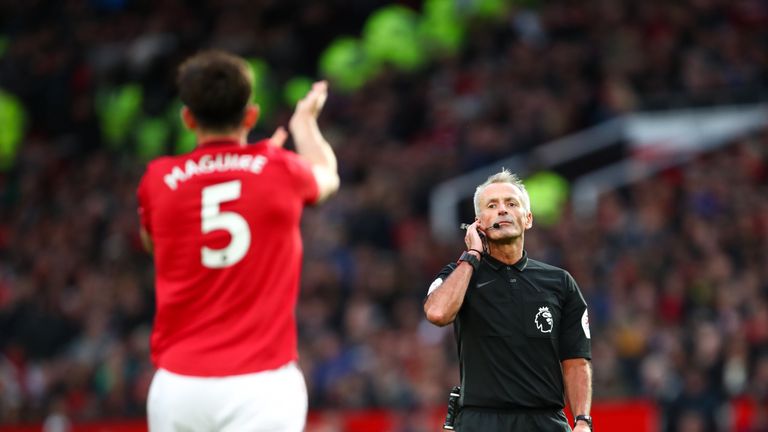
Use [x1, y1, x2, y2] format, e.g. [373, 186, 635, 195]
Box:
[425, 169, 592, 432]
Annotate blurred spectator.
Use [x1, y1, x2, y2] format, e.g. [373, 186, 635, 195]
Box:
[0, 0, 767, 429]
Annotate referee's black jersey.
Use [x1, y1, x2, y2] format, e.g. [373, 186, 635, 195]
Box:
[427, 251, 591, 411]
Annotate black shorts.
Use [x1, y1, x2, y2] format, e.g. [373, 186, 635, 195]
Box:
[456, 407, 571, 432]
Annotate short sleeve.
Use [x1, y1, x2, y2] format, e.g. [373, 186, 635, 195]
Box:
[281, 149, 319, 205]
[425, 262, 458, 300]
[558, 271, 592, 361]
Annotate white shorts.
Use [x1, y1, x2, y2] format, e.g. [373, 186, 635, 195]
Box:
[147, 362, 307, 432]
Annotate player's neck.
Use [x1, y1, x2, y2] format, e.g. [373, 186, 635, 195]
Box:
[488, 240, 524, 265]
[196, 130, 248, 146]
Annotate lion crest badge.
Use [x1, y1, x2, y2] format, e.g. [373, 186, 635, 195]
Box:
[535, 306, 553, 333]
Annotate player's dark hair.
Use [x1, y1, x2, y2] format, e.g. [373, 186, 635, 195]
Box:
[177, 50, 253, 131]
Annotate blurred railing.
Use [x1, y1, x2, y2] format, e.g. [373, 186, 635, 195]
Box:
[429, 103, 768, 241]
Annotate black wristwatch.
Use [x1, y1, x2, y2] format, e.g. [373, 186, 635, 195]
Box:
[457, 251, 480, 272]
[574, 414, 592, 430]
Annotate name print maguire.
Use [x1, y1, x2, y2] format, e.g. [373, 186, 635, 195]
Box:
[163, 153, 268, 190]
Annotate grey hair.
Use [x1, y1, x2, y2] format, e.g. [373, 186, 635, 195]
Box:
[473, 169, 531, 215]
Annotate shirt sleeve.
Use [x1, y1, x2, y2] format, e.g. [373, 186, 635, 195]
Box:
[280, 148, 319, 205]
[558, 271, 592, 361]
[424, 262, 458, 300]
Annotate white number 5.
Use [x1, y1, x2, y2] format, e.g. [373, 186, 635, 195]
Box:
[201, 180, 251, 268]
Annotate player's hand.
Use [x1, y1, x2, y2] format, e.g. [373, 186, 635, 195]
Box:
[291, 80, 328, 122]
[269, 126, 288, 148]
[291, 81, 328, 129]
[464, 221, 485, 253]
[289, 81, 328, 144]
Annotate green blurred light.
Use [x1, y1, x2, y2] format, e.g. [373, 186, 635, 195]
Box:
[0, 89, 25, 170]
[175, 128, 197, 155]
[467, 0, 510, 18]
[525, 171, 569, 226]
[165, 99, 197, 154]
[424, 0, 460, 20]
[165, 98, 184, 128]
[97, 84, 143, 150]
[283, 77, 313, 107]
[310, 0, 518, 95]
[419, 0, 465, 55]
[247, 58, 269, 103]
[246, 58, 276, 121]
[363, 5, 425, 71]
[320, 37, 377, 92]
[136, 117, 170, 162]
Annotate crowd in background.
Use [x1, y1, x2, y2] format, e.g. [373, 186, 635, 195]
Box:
[1, 1, 768, 431]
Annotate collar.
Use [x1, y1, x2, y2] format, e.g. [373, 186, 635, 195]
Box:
[483, 250, 529, 272]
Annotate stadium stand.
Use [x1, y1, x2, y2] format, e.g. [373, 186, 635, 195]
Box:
[0, 1, 767, 431]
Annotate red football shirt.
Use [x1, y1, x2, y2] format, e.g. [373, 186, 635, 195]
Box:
[137, 139, 318, 376]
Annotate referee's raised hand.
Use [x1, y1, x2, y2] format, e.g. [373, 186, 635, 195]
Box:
[464, 220, 485, 255]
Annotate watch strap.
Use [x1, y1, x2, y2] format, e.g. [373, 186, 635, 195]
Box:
[574, 414, 592, 430]
[457, 251, 480, 272]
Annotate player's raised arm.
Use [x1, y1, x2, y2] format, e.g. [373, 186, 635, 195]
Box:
[288, 81, 339, 203]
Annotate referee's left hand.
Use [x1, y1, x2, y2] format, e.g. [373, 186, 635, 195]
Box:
[464, 220, 485, 253]
[573, 423, 591, 432]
